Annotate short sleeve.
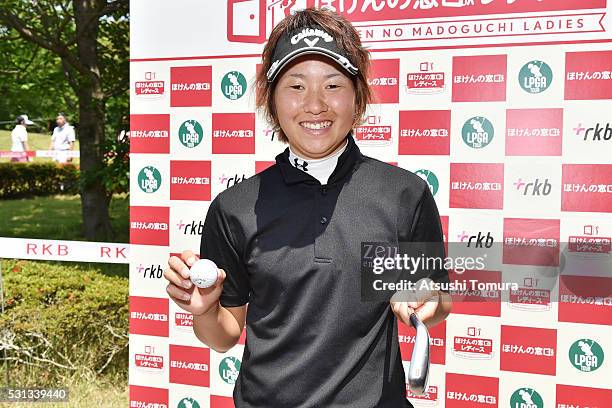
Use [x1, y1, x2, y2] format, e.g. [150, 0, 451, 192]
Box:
[200, 196, 251, 307]
[406, 183, 450, 291]
[68, 127, 76, 142]
[18, 128, 28, 142]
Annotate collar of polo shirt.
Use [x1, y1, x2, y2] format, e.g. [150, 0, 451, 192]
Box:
[287, 138, 349, 185]
[275, 135, 364, 186]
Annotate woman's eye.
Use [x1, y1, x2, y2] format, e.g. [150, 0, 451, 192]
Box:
[327, 84, 340, 89]
[290, 84, 304, 90]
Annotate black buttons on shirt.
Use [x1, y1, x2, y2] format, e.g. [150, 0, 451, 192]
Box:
[319, 188, 329, 223]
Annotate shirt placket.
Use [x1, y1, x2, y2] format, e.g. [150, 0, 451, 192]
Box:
[313, 184, 333, 263]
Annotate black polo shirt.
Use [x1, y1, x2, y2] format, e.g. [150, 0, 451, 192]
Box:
[200, 135, 447, 408]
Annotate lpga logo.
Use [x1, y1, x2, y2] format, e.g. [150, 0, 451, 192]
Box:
[462, 116, 494, 149]
[221, 71, 247, 100]
[510, 387, 543, 408]
[219, 356, 241, 385]
[519, 60, 553, 94]
[179, 120, 204, 148]
[138, 166, 162, 193]
[415, 169, 439, 197]
[569, 339, 604, 372]
[177, 397, 201, 408]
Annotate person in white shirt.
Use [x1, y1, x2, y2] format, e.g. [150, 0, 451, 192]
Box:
[49, 113, 76, 164]
[10, 115, 33, 162]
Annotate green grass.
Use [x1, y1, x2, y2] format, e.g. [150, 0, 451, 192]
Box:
[0, 130, 80, 164]
[0, 194, 128, 243]
[0, 193, 129, 278]
[46, 260, 128, 279]
[0, 312, 129, 407]
[0, 378, 128, 408]
[0, 311, 128, 407]
[0, 175, 130, 405]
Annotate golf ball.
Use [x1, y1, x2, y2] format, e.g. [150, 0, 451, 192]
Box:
[189, 259, 219, 288]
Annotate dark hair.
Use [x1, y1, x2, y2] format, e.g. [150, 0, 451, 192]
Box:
[16, 116, 24, 125]
[255, 8, 372, 143]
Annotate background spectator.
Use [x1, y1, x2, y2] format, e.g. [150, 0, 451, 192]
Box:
[49, 112, 76, 163]
[10, 114, 33, 162]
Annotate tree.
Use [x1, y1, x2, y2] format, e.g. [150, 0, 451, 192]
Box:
[0, 28, 76, 131]
[0, 0, 129, 240]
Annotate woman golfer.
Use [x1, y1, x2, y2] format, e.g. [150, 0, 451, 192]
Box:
[164, 8, 451, 407]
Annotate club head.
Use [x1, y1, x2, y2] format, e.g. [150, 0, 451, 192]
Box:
[407, 313, 430, 395]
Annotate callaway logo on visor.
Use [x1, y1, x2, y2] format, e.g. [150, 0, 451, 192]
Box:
[291, 27, 333, 47]
[266, 24, 359, 83]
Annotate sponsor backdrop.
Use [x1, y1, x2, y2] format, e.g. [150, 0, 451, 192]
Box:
[130, 1, 612, 407]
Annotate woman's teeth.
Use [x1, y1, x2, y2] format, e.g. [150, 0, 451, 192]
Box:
[301, 121, 332, 130]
